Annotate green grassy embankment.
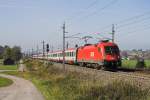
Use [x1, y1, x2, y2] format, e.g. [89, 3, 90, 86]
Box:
[0, 76, 13, 87]
[122, 60, 150, 69]
[0, 65, 18, 70]
[1, 59, 150, 100]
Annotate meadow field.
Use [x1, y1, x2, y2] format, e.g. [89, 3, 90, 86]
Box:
[0, 65, 18, 70]
[2, 59, 149, 100]
[122, 59, 150, 69]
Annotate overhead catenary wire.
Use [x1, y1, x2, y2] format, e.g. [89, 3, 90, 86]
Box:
[117, 19, 150, 33]
[117, 25, 150, 39]
[77, 0, 119, 21]
[96, 11, 150, 33]
[66, 0, 100, 21]
[67, 0, 119, 26]
[117, 15, 150, 29]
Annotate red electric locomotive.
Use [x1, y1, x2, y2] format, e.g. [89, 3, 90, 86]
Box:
[76, 40, 121, 69]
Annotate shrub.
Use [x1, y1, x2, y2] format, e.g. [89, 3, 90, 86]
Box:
[136, 58, 146, 68]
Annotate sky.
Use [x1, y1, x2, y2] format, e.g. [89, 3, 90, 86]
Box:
[0, 0, 150, 52]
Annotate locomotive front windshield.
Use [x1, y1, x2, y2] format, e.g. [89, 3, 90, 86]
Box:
[105, 46, 119, 55]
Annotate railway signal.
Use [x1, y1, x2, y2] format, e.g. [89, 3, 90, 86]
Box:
[46, 44, 49, 52]
[42, 40, 45, 57]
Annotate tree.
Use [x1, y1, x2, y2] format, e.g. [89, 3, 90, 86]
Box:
[3, 46, 13, 60]
[0, 46, 4, 59]
[12, 46, 22, 62]
[2, 46, 22, 63]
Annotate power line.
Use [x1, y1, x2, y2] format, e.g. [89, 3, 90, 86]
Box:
[96, 11, 150, 33]
[77, 0, 119, 21]
[67, 0, 118, 25]
[117, 19, 150, 33]
[85, 0, 100, 9]
[116, 11, 150, 25]
[118, 24, 150, 39]
[66, 0, 100, 21]
[117, 15, 150, 29]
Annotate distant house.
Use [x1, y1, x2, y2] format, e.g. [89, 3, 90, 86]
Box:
[3, 58, 15, 65]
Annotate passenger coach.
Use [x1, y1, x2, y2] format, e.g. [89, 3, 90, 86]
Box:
[47, 48, 77, 64]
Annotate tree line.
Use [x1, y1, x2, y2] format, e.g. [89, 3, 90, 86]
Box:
[0, 45, 22, 63]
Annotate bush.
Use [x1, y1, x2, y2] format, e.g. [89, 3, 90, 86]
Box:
[136, 58, 146, 68]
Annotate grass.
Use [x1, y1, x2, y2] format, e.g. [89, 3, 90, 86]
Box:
[145, 60, 150, 68]
[0, 76, 13, 87]
[122, 60, 137, 69]
[0, 65, 18, 70]
[0, 59, 3, 64]
[122, 60, 150, 69]
[1, 59, 150, 100]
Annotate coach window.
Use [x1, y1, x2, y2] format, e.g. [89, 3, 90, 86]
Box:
[71, 52, 73, 57]
[67, 52, 69, 57]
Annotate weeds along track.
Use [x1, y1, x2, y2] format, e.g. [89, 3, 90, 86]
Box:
[53, 63, 150, 89]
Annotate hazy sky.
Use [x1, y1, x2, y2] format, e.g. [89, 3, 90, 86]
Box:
[0, 0, 150, 52]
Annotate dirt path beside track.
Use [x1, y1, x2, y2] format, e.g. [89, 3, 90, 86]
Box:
[0, 73, 44, 100]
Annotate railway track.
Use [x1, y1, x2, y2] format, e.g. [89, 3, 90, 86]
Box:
[53, 62, 150, 89]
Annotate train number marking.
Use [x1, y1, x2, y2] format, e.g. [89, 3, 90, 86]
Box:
[90, 52, 94, 57]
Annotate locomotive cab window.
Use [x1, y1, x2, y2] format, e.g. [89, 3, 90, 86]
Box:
[105, 46, 119, 54]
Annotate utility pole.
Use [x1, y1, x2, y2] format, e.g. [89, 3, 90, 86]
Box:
[112, 24, 115, 43]
[32, 48, 34, 58]
[62, 22, 67, 71]
[36, 45, 39, 58]
[42, 40, 45, 58]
